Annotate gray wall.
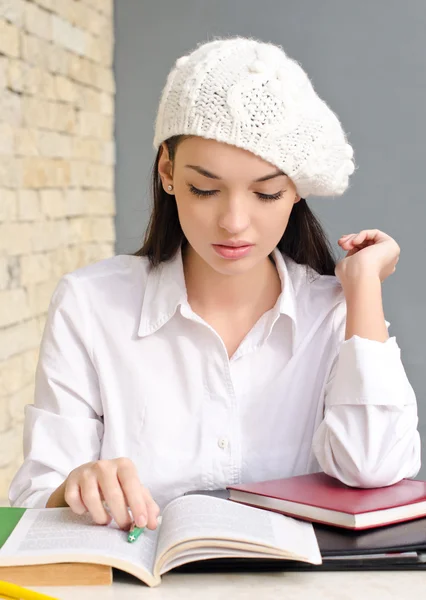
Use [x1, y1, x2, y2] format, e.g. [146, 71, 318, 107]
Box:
[114, 0, 426, 476]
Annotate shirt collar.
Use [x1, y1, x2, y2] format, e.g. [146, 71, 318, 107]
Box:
[138, 247, 298, 339]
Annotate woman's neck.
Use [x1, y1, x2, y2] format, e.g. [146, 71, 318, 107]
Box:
[183, 247, 282, 317]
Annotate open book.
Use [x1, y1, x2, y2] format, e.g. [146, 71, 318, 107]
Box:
[0, 494, 321, 587]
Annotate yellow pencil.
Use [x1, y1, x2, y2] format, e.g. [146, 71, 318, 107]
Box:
[0, 580, 58, 600]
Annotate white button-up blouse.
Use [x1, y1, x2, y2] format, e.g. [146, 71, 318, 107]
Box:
[9, 248, 421, 510]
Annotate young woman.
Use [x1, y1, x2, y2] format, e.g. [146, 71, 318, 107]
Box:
[9, 37, 420, 533]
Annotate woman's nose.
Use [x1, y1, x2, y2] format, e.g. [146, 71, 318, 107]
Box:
[218, 198, 250, 234]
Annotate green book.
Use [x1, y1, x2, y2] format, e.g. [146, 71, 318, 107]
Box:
[0, 507, 26, 549]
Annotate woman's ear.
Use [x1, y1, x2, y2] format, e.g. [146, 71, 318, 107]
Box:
[158, 142, 174, 191]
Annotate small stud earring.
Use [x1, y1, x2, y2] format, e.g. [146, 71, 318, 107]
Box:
[167, 184, 173, 191]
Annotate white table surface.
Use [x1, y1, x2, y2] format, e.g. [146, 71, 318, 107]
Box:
[28, 570, 426, 600]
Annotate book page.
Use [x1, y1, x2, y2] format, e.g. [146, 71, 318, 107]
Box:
[155, 494, 321, 572]
[0, 508, 159, 577]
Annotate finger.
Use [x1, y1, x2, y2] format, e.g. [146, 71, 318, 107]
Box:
[117, 465, 150, 529]
[96, 465, 132, 530]
[64, 479, 87, 516]
[80, 471, 111, 525]
[141, 488, 161, 530]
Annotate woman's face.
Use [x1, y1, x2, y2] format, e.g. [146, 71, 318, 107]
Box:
[158, 136, 300, 276]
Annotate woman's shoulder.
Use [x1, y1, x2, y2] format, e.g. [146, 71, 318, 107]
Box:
[284, 253, 344, 304]
[51, 254, 153, 310]
[66, 253, 151, 283]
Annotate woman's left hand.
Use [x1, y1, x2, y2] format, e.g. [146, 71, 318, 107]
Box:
[335, 229, 400, 284]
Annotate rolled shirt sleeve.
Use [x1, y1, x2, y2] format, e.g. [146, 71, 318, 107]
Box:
[9, 275, 104, 508]
[312, 302, 421, 488]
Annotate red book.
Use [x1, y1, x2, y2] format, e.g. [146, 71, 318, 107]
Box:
[227, 472, 426, 530]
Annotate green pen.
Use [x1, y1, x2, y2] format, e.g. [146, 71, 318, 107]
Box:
[127, 521, 145, 543]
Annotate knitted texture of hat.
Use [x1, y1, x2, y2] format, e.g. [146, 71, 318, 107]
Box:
[153, 37, 355, 198]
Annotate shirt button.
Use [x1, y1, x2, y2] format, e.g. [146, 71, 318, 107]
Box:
[218, 437, 228, 449]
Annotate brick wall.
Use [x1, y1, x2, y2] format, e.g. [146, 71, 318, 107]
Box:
[0, 0, 115, 498]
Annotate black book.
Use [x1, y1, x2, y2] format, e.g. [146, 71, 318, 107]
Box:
[182, 489, 426, 571]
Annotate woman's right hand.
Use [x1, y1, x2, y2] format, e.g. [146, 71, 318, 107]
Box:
[54, 458, 160, 531]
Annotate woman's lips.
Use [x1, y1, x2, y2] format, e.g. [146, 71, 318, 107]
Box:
[212, 244, 254, 259]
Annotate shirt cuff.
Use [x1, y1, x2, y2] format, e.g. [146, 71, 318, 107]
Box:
[325, 334, 416, 407]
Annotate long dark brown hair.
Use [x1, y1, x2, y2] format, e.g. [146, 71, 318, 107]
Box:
[133, 135, 337, 276]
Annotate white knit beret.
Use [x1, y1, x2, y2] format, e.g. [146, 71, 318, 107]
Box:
[153, 36, 355, 198]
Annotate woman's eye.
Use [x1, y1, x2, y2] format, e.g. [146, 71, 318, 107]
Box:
[257, 191, 284, 202]
[188, 184, 218, 197]
[187, 183, 284, 202]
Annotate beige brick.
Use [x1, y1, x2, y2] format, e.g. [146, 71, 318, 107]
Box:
[9, 383, 34, 423]
[30, 219, 69, 252]
[0, 257, 9, 291]
[0, 222, 32, 255]
[40, 188, 86, 218]
[84, 8, 110, 38]
[52, 0, 78, 23]
[0, 462, 20, 497]
[80, 0, 112, 14]
[103, 140, 115, 166]
[50, 245, 83, 278]
[100, 91, 113, 116]
[47, 45, 70, 76]
[40, 188, 65, 218]
[73, 2, 97, 29]
[64, 189, 86, 216]
[0, 156, 22, 188]
[76, 85, 102, 112]
[21, 32, 49, 68]
[23, 98, 75, 132]
[0, 395, 11, 433]
[15, 128, 39, 157]
[22, 65, 42, 95]
[0, 89, 22, 127]
[33, 0, 55, 10]
[55, 74, 77, 103]
[0, 55, 6, 88]
[0, 0, 25, 27]
[81, 242, 113, 264]
[0, 189, 17, 220]
[72, 137, 102, 161]
[51, 14, 86, 55]
[0, 425, 23, 467]
[91, 216, 114, 242]
[22, 97, 50, 129]
[68, 216, 92, 243]
[85, 33, 102, 64]
[0, 256, 20, 291]
[22, 157, 71, 188]
[21, 252, 52, 286]
[27, 278, 57, 315]
[18, 189, 42, 221]
[71, 161, 113, 189]
[85, 190, 115, 215]
[24, 2, 52, 41]
[0, 122, 14, 155]
[0, 288, 29, 328]
[50, 103, 76, 133]
[24, 66, 57, 99]
[68, 54, 94, 86]
[0, 354, 23, 396]
[0, 18, 20, 57]
[38, 131, 71, 158]
[94, 64, 114, 94]
[77, 111, 112, 140]
[7, 58, 25, 93]
[39, 70, 57, 101]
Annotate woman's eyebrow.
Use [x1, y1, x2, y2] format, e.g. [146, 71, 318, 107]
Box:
[184, 164, 286, 182]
